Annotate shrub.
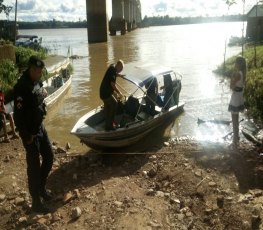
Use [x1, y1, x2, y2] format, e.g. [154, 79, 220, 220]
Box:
[214, 45, 263, 77]
[213, 55, 236, 77]
[0, 46, 47, 101]
[15, 46, 47, 69]
[245, 68, 263, 124]
[0, 59, 19, 101]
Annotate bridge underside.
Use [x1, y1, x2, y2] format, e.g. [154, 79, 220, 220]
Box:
[86, 0, 141, 43]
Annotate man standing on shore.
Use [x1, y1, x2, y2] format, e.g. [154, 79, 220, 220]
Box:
[13, 56, 53, 214]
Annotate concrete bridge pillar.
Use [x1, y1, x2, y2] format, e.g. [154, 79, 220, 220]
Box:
[112, 0, 124, 19]
[130, 0, 141, 29]
[131, 1, 137, 30]
[86, 0, 108, 43]
[136, 1, 142, 23]
[124, 0, 132, 32]
[110, 0, 126, 35]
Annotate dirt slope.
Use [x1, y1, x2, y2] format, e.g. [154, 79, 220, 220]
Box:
[0, 138, 263, 230]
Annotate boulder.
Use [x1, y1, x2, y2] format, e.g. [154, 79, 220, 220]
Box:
[208, 182, 217, 187]
[73, 189, 81, 198]
[0, 194, 6, 202]
[146, 189, 155, 196]
[71, 207, 82, 219]
[15, 197, 25, 205]
[114, 201, 123, 208]
[63, 192, 73, 204]
[18, 216, 27, 224]
[148, 168, 157, 178]
[65, 142, 71, 150]
[57, 147, 67, 154]
[156, 191, 165, 198]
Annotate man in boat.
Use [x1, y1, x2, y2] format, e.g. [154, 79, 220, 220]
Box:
[100, 60, 124, 131]
[0, 89, 19, 142]
[13, 56, 53, 214]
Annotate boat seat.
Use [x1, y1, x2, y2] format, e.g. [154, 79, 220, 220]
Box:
[125, 96, 140, 118]
[136, 111, 150, 121]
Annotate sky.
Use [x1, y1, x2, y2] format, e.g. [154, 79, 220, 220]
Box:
[0, 0, 258, 21]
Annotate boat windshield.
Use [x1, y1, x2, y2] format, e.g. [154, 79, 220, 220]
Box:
[122, 64, 172, 88]
[118, 64, 182, 119]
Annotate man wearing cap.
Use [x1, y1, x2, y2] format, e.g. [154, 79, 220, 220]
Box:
[13, 56, 53, 214]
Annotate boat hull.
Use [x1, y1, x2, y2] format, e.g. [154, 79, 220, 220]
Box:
[44, 75, 72, 108]
[71, 103, 184, 149]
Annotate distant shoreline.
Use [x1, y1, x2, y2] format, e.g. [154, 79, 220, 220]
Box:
[17, 20, 245, 30]
[12, 14, 245, 30]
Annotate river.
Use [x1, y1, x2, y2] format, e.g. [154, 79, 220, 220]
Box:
[19, 22, 244, 153]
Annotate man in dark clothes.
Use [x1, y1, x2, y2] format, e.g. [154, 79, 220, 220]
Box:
[100, 60, 124, 130]
[13, 56, 53, 214]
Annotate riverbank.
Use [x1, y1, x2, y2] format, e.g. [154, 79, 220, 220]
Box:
[1, 137, 263, 229]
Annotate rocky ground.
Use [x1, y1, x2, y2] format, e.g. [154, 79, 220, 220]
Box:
[0, 136, 263, 230]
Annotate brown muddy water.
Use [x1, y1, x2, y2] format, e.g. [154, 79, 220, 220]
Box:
[19, 22, 244, 153]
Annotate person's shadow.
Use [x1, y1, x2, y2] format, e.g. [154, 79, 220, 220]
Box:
[47, 115, 179, 213]
[184, 141, 263, 193]
[229, 149, 263, 193]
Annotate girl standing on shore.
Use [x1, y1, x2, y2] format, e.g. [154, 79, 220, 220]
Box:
[228, 56, 246, 148]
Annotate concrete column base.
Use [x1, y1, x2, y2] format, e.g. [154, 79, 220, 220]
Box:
[127, 22, 132, 32]
[110, 30, 117, 36]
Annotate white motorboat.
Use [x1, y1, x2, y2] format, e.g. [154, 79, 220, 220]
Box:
[43, 68, 72, 108]
[71, 63, 185, 149]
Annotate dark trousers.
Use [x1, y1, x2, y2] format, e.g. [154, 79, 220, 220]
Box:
[22, 125, 53, 199]
[103, 95, 117, 130]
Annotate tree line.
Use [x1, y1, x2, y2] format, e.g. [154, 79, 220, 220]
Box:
[15, 15, 245, 30]
[140, 15, 245, 27]
[17, 20, 87, 29]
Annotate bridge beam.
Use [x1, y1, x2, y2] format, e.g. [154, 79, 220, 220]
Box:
[86, 0, 108, 43]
